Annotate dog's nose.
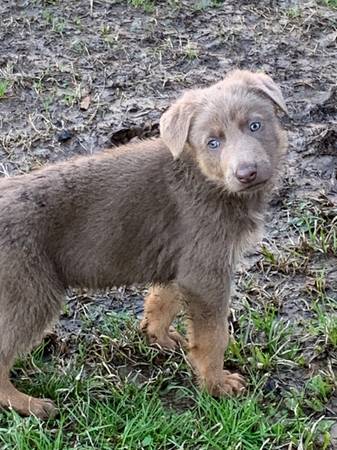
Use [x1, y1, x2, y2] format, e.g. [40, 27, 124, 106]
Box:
[235, 163, 257, 184]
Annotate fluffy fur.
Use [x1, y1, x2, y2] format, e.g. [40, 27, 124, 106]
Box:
[0, 70, 287, 418]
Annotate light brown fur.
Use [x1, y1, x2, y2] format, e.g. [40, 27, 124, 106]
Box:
[0, 70, 287, 418]
[140, 284, 186, 349]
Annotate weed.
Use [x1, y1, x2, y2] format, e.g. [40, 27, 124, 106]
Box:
[286, 7, 301, 18]
[128, 0, 155, 13]
[308, 303, 337, 349]
[0, 80, 9, 98]
[322, 0, 337, 7]
[228, 303, 300, 371]
[260, 243, 309, 275]
[182, 41, 199, 60]
[42, 9, 66, 34]
[290, 198, 337, 256]
[194, 0, 222, 10]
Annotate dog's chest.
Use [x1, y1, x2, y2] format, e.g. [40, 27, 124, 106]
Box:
[227, 208, 264, 266]
[196, 202, 264, 268]
[176, 175, 266, 269]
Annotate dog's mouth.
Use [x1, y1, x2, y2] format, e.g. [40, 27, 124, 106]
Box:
[240, 180, 268, 192]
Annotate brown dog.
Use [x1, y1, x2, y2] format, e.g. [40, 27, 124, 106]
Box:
[0, 70, 287, 418]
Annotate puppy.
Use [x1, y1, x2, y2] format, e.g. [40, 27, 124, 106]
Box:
[0, 70, 287, 418]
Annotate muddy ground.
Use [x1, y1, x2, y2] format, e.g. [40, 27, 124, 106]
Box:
[1, 0, 337, 441]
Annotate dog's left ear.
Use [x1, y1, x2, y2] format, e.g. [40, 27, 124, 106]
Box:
[160, 92, 197, 159]
[250, 72, 288, 115]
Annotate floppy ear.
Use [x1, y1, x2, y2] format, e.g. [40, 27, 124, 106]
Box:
[160, 93, 196, 159]
[226, 70, 288, 115]
[250, 72, 288, 115]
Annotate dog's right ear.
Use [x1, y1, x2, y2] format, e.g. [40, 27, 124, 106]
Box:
[160, 93, 196, 159]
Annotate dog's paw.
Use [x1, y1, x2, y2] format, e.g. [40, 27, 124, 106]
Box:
[155, 327, 186, 350]
[2, 394, 58, 419]
[28, 398, 58, 419]
[140, 320, 186, 350]
[149, 328, 186, 350]
[202, 371, 246, 397]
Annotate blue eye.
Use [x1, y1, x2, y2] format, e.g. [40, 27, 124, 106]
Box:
[249, 121, 261, 132]
[207, 138, 220, 150]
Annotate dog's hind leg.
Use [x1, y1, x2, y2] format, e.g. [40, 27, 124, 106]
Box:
[0, 253, 64, 418]
[140, 283, 186, 350]
[0, 362, 57, 419]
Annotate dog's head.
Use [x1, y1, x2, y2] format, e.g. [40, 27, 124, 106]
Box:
[160, 70, 288, 194]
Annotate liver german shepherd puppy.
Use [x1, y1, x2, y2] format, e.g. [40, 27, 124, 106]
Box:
[0, 70, 287, 418]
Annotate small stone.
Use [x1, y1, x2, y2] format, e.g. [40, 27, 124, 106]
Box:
[80, 95, 91, 111]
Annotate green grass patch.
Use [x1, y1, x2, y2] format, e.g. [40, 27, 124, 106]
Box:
[127, 0, 155, 13]
[290, 197, 337, 256]
[322, 0, 337, 7]
[0, 310, 334, 449]
[0, 80, 9, 98]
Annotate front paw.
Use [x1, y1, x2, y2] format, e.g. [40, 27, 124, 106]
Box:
[140, 319, 186, 350]
[200, 370, 246, 397]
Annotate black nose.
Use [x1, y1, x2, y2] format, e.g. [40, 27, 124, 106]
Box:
[235, 163, 257, 184]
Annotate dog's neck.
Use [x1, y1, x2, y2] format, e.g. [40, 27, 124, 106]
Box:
[166, 153, 268, 267]
[169, 153, 269, 216]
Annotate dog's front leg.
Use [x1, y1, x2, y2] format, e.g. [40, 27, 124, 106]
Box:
[140, 283, 187, 350]
[182, 280, 245, 396]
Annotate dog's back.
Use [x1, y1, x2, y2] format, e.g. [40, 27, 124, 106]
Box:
[0, 141, 182, 288]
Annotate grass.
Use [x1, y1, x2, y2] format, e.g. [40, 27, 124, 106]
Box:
[286, 7, 301, 18]
[0, 300, 335, 450]
[128, 0, 155, 13]
[193, 0, 223, 10]
[0, 80, 9, 98]
[307, 303, 337, 349]
[182, 41, 199, 60]
[322, 0, 337, 7]
[42, 10, 66, 34]
[0, 387, 302, 449]
[290, 197, 337, 256]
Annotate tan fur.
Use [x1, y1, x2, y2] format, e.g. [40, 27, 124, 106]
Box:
[140, 284, 186, 349]
[0, 70, 287, 418]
